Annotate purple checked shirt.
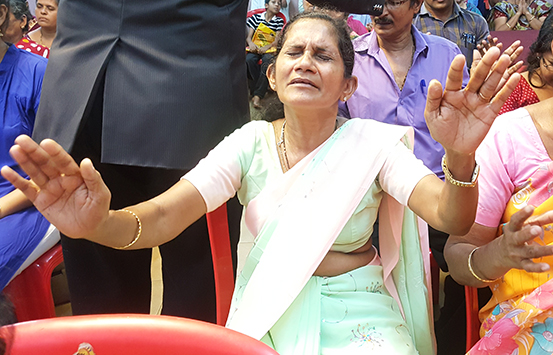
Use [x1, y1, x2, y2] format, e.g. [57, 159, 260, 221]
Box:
[339, 26, 469, 180]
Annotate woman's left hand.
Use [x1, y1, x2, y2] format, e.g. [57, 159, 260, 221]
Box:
[424, 46, 520, 156]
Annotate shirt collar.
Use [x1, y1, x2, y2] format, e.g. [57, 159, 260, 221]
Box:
[419, 2, 461, 21]
[354, 25, 429, 58]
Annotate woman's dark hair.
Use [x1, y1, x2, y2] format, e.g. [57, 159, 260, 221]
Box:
[274, 10, 355, 78]
[0, 293, 16, 355]
[527, 11, 553, 88]
[8, 0, 32, 33]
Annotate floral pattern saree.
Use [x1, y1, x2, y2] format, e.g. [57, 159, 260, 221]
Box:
[469, 162, 553, 355]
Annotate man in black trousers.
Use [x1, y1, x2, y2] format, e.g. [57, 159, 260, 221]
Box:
[33, 0, 249, 320]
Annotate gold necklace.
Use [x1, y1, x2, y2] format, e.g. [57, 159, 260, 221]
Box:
[277, 120, 291, 171]
[399, 40, 415, 91]
[38, 29, 44, 45]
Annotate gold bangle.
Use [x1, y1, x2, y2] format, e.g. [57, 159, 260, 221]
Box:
[505, 22, 512, 29]
[442, 155, 480, 188]
[468, 247, 498, 283]
[528, 14, 536, 22]
[114, 209, 142, 250]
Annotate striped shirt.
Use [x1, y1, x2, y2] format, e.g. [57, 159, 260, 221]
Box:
[246, 12, 285, 33]
[413, 3, 489, 68]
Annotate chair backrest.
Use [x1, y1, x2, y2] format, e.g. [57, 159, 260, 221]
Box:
[465, 285, 480, 351]
[3, 242, 63, 322]
[0, 314, 279, 355]
[489, 30, 539, 67]
[206, 204, 235, 326]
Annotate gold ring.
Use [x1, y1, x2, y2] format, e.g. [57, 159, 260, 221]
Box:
[478, 91, 492, 102]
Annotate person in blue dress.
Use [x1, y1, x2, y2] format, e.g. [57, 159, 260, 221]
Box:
[0, 0, 50, 291]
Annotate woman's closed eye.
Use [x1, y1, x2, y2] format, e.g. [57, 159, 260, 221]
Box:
[285, 51, 303, 57]
[316, 53, 333, 61]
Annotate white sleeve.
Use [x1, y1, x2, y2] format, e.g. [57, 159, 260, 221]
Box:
[378, 140, 434, 206]
[182, 122, 258, 212]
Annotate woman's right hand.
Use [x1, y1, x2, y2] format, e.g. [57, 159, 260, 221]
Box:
[445, 206, 553, 287]
[0, 135, 111, 239]
[498, 206, 553, 274]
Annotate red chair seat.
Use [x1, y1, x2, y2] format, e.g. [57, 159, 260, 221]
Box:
[0, 314, 279, 355]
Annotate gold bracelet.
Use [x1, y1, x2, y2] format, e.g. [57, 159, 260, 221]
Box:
[528, 14, 536, 22]
[505, 22, 512, 29]
[442, 155, 480, 188]
[114, 209, 142, 250]
[468, 247, 498, 283]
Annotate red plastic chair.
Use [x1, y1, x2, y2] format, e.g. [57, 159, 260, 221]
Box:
[206, 204, 235, 326]
[3, 243, 64, 322]
[465, 285, 481, 351]
[430, 249, 440, 306]
[2, 205, 233, 325]
[0, 314, 280, 355]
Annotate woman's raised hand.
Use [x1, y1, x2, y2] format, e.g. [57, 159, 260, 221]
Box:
[424, 46, 520, 156]
[0, 135, 111, 239]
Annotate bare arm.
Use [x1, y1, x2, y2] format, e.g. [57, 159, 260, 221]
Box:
[246, 27, 258, 52]
[493, 15, 519, 31]
[445, 206, 553, 287]
[0, 189, 33, 219]
[0, 136, 208, 249]
[408, 155, 477, 236]
[526, 14, 546, 30]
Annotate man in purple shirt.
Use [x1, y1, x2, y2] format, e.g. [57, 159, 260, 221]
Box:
[339, 0, 469, 181]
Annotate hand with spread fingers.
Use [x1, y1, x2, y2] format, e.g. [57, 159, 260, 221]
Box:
[0, 136, 111, 239]
[424, 46, 520, 156]
[496, 206, 553, 275]
[471, 36, 524, 87]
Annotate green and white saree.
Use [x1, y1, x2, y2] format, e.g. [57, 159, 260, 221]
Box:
[223, 119, 436, 355]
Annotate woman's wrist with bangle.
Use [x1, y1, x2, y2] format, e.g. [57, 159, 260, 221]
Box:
[114, 209, 142, 250]
[468, 246, 500, 283]
[442, 153, 479, 187]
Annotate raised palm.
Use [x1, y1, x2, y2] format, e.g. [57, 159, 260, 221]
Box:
[425, 47, 520, 156]
[1, 136, 111, 239]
